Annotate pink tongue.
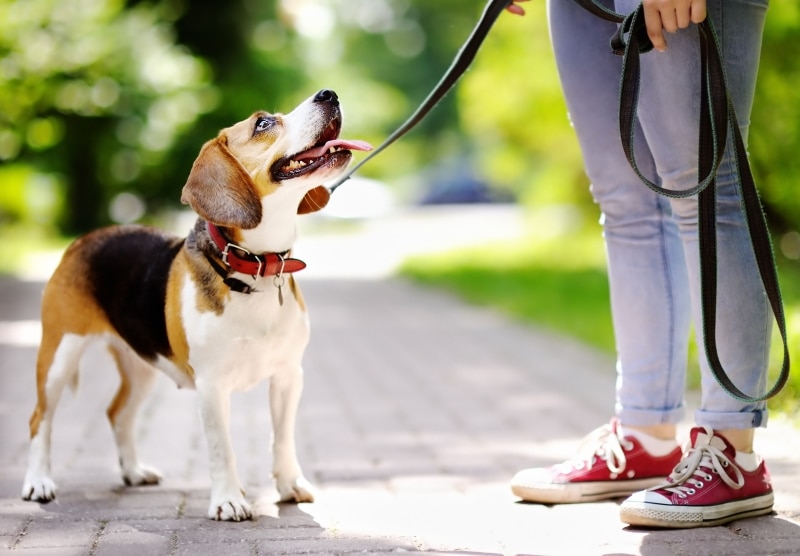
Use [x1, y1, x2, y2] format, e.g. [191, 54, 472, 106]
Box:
[297, 139, 373, 160]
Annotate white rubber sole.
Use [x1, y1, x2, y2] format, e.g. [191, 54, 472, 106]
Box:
[511, 477, 666, 504]
[620, 492, 775, 528]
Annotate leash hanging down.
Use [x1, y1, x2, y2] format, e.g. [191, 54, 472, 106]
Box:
[570, 0, 789, 403]
[327, 0, 515, 193]
[325, 0, 789, 402]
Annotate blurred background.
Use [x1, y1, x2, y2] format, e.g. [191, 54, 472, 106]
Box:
[1, 0, 798, 408]
[3, 0, 797, 240]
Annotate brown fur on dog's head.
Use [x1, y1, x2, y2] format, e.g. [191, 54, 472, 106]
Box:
[181, 135, 264, 229]
[181, 113, 331, 229]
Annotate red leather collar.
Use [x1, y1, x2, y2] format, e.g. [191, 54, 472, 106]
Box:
[207, 223, 306, 277]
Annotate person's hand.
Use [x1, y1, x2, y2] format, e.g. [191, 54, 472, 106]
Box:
[643, 0, 706, 52]
[506, 0, 530, 16]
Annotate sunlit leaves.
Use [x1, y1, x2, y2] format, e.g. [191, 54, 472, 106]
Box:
[0, 0, 214, 159]
[0, 0, 214, 231]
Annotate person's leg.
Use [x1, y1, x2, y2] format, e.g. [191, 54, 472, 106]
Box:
[615, 0, 771, 446]
[613, 0, 774, 528]
[510, 0, 688, 504]
[549, 0, 691, 430]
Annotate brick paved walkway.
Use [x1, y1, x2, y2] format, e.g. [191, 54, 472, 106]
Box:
[1, 218, 799, 555]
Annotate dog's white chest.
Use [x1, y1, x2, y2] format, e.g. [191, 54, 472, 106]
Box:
[180, 278, 309, 391]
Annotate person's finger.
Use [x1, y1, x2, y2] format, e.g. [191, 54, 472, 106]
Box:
[675, 5, 692, 28]
[690, 0, 707, 23]
[643, 3, 669, 52]
[659, 8, 679, 33]
[505, 1, 528, 17]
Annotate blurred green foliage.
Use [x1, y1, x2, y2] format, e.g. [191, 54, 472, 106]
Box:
[750, 1, 800, 235]
[0, 0, 217, 233]
[0, 0, 798, 242]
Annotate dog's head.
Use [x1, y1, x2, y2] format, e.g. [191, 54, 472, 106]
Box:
[181, 89, 371, 229]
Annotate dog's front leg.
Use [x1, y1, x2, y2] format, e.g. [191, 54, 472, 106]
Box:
[196, 379, 252, 521]
[270, 368, 315, 503]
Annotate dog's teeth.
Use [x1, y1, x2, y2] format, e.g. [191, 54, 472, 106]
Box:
[281, 152, 339, 174]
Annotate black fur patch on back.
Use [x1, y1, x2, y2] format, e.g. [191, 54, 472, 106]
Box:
[87, 226, 185, 361]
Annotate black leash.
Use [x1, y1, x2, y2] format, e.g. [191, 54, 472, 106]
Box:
[327, 0, 514, 193]
[571, 0, 789, 402]
[325, 0, 789, 402]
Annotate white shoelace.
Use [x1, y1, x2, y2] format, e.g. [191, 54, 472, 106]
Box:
[559, 422, 633, 475]
[656, 426, 744, 498]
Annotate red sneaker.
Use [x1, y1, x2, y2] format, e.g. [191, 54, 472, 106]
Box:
[510, 419, 682, 504]
[620, 427, 774, 528]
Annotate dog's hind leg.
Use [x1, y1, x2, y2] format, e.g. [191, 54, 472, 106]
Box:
[22, 332, 87, 502]
[105, 341, 162, 487]
[270, 367, 315, 503]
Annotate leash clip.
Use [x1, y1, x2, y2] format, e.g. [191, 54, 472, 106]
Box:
[273, 253, 287, 306]
[273, 253, 286, 284]
[252, 255, 263, 280]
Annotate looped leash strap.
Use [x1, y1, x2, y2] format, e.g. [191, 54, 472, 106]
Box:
[571, 0, 790, 403]
[327, 0, 514, 193]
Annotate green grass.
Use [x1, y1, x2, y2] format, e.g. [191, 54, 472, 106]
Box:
[402, 226, 616, 353]
[400, 225, 800, 418]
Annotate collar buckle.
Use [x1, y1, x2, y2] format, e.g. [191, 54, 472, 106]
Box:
[221, 242, 262, 278]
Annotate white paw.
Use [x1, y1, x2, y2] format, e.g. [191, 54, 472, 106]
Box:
[122, 463, 162, 487]
[276, 475, 315, 503]
[21, 473, 57, 503]
[208, 494, 253, 521]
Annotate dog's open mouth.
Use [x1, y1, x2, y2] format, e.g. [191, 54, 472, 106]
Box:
[271, 117, 372, 181]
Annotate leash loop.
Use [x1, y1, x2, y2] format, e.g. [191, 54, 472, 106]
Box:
[323, 0, 789, 402]
[610, 6, 653, 55]
[570, 0, 789, 402]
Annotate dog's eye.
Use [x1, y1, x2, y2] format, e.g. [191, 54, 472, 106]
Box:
[254, 117, 275, 134]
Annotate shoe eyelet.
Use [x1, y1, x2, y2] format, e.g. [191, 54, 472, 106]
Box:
[704, 474, 713, 481]
[695, 482, 704, 488]
[687, 489, 696, 495]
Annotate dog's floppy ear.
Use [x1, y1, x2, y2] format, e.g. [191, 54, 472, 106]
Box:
[297, 185, 330, 214]
[181, 136, 262, 229]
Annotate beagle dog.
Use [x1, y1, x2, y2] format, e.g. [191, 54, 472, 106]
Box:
[21, 89, 371, 521]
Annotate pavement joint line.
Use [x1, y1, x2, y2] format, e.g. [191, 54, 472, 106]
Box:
[1, 212, 799, 555]
[88, 520, 108, 556]
[9, 515, 33, 550]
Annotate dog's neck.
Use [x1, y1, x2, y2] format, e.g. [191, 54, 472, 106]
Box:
[237, 189, 308, 254]
[238, 211, 298, 255]
[202, 222, 306, 295]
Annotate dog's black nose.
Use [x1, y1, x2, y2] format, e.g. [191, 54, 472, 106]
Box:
[314, 89, 338, 104]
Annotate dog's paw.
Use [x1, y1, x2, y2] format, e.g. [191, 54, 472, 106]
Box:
[276, 476, 315, 503]
[208, 495, 253, 521]
[21, 473, 57, 503]
[122, 463, 162, 487]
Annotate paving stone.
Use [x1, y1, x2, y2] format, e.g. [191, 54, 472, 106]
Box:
[1, 272, 799, 556]
[15, 518, 100, 549]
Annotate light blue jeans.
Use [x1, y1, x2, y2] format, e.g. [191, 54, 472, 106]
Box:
[547, 0, 771, 429]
